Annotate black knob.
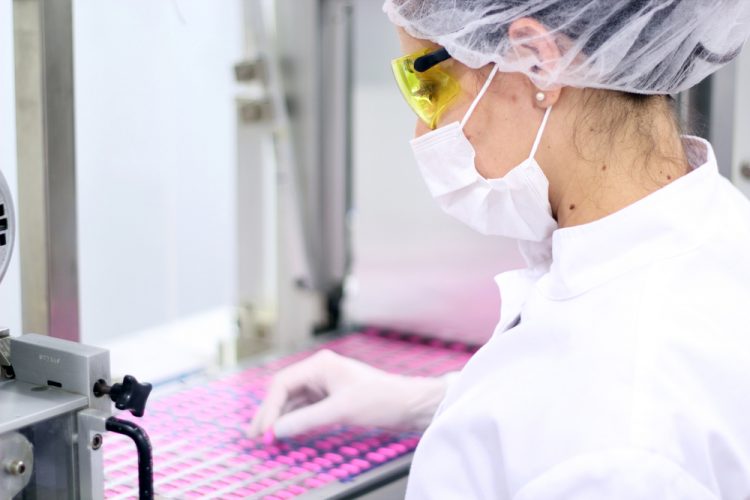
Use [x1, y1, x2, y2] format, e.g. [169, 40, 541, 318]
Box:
[94, 375, 153, 417]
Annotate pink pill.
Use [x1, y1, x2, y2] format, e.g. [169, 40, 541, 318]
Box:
[262, 429, 276, 445]
[288, 485, 307, 495]
[329, 468, 349, 479]
[304, 477, 324, 488]
[302, 461, 321, 472]
[352, 442, 369, 452]
[299, 447, 318, 458]
[351, 458, 371, 470]
[401, 438, 419, 448]
[247, 483, 265, 493]
[276, 455, 295, 465]
[341, 463, 360, 475]
[328, 436, 344, 447]
[363, 438, 381, 448]
[324, 453, 344, 464]
[378, 447, 398, 459]
[366, 451, 387, 463]
[313, 457, 333, 468]
[288, 451, 307, 462]
[316, 472, 336, 483]
[314, 440, 333, 451]
[340, 446, 359, 457]
[389, 443, 407, 454]
[274, 491, 294, 499]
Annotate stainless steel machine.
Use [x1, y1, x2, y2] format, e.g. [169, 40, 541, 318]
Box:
[0, 169, 154, 499]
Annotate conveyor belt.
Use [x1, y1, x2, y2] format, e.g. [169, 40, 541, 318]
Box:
[104, 328, 477, 499]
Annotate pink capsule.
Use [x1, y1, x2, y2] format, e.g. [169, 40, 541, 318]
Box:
[329, 468, 349, 479]
[341, 463, 361, 475]
[366, 451, 387, 463]
[302, 461, 321, 472]
[351, 458, 371, 470]
[313, 457, 333, 468]
[316, 472, 336, 483]
[378, 447, 398, 459]
[351, 442, 369, 452]
[324, 452, 344, 464]
[389, 443, 407, 454]
[287, 485, 307, 495]
[339, 446, 359, 457]
[305, 477, 325, 488]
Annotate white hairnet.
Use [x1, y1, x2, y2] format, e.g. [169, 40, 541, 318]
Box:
[383, 0, 750, 94]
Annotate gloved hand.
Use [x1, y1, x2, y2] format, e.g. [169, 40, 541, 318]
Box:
[248, 349, 453, 439]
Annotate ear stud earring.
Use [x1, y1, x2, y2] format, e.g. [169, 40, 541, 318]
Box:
[535, 92, 546, 102]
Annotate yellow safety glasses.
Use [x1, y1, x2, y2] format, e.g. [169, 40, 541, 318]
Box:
[391, 47, 460, 130]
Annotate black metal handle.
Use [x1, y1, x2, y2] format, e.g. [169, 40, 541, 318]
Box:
[106, 417, 153, 500]
[94, 375, 152, 417]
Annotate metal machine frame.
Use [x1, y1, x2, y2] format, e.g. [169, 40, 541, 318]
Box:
[13, 0, 80, 342]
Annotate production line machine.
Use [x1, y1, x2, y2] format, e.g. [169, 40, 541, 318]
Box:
[0, 170, 155, 499]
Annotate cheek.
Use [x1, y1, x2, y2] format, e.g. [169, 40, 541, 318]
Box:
[469, 113, 534, 179]
[414, 119, 430, 139]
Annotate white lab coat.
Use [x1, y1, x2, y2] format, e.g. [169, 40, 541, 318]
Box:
[406, 137, 750, 499]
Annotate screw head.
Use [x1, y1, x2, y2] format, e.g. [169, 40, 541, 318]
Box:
[91, 434, 103, 450]
[5, 460, 25, 475]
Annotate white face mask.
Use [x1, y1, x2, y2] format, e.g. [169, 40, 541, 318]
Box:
[409, 65, 558, 242]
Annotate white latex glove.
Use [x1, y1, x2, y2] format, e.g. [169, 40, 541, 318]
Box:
[248, 349, 453, 440]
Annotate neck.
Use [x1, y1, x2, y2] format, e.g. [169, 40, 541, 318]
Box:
[542, 97, 689, 228]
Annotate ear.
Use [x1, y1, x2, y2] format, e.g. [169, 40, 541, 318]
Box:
[508, 18, 563, 108]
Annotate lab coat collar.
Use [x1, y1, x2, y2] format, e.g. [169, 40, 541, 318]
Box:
[540, 136, 718, 300]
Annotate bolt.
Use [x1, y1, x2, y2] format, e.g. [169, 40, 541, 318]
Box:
[91, 434, 103, 450]
[740, 162, 750, 180]
[5, 460, 25, 475]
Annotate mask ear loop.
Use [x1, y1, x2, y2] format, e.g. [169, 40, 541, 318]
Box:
[460, 64, 500, 129]
[529, 106, 552, 159]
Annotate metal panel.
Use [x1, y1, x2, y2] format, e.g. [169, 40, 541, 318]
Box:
[0, 380, 86, 435]
[76, 409, 108, 500]
[18, 412, 79, 499]
[707, 62, 737, 180]
[13, 0, 80, 341]
[275, 0, 353, 298]
[11, 334, 110, 413]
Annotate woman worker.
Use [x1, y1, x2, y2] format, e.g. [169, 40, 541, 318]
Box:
[251, 1, 750, 497]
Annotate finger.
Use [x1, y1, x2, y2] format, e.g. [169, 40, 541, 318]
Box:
[273, 396, 347, 439]
[248, 351, 335, 437]
[248, 382, 289, 437]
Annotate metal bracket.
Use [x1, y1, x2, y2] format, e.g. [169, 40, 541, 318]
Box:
[238, 97, 274, 124]
[77, 409, 108, 500]
[234, 57, 267, 83]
